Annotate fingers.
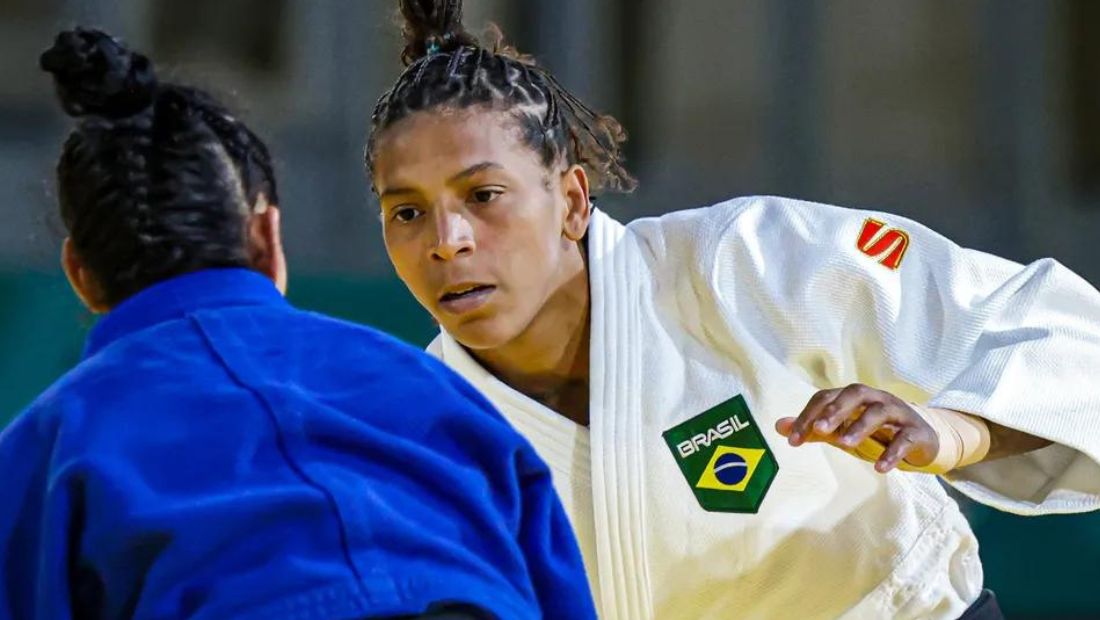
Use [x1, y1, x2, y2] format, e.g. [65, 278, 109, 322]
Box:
[775, 417, 796, 438]
[836, 402, 893, 449]
[852, 434, 888, 462]
[783, 387, 944, 475]
[790, 384, 884, 447]
[776, 417, 835, 440]
[812, 384, 880, 436]
[788, 388, 842, 446]
[876, 426, 920, 473]
[775, 419, 852, 446]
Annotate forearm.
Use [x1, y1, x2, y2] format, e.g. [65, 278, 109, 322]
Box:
[912, 407, 1054, 472]
[983, 420, 1054, 461]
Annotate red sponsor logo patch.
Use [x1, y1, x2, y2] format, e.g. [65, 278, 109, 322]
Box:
[856, 218, 909, 270]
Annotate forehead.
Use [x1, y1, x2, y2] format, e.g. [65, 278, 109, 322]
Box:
[372, 108, 540, 186]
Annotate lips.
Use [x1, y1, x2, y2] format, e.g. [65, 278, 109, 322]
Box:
[438, 283, 497, 314]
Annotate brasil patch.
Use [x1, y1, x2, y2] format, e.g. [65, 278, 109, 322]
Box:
[662, 395, 778, 514]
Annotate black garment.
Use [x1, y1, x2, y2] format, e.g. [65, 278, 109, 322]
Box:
[378, 604, 496, 620]
[958, 590, 1004, 620]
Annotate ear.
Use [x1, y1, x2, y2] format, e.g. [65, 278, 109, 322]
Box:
[61, 238, 110, 313]
[560, 164, 592, 242]
[247, 194, 288, 295]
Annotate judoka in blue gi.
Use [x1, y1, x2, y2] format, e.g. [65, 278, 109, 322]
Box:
[0, 28, 597, 620]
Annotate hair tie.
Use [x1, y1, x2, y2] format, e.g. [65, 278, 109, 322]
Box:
[426, 32, 455, 56]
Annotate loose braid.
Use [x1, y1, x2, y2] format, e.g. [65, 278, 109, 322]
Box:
[367, 0, 636, 195]
[41, 28, 278, 306]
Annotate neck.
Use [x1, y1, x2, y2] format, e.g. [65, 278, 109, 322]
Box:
[473, 258, 592, 426]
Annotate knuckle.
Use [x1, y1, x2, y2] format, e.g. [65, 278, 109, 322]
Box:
[848, 422, 871, 439]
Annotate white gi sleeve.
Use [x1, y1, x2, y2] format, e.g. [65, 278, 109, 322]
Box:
[691, 195, 1100, 515]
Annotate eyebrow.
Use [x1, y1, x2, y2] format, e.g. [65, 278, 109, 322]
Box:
[378, 161, 505, 202]
[378, 186, 417, 201]
[448, 161, 504, 184]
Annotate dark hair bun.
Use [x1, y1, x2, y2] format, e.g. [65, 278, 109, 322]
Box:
[399, 0, 480, 65]
[40, 28, 158, 120]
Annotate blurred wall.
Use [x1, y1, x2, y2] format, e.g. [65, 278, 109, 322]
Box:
[1, 2, 1098, 618]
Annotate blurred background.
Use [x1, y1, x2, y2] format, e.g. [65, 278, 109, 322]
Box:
[1, 1, 1099, 617]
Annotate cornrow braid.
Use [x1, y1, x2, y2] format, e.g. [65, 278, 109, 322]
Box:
[186, 87, 279, 207]
[41, 28, 279, 307]
[57, 113, 159, 288]
[367, 0, 636, 195]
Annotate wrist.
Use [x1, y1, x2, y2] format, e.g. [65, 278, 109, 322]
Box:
[908, 404, 991, 473]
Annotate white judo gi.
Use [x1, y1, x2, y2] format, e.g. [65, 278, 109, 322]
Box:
[429, 196, 1100, 620]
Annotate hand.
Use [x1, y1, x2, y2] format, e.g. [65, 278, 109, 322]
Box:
[775, 384, 940, 473]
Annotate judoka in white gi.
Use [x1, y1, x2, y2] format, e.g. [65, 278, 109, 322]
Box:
[366, 2, 1100, 618]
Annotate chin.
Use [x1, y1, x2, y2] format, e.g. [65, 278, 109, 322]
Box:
[442, 313, 521, 351]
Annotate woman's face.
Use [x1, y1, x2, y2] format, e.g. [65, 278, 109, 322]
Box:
[373, 108, 590, 351]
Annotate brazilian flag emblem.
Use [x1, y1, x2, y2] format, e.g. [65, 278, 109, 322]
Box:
[662, 395, 779, 513]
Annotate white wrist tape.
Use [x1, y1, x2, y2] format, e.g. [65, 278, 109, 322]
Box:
[849, 405, 992, 474]
[906, 404, 992, 474]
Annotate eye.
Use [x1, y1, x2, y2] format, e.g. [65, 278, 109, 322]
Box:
[469, 188, 503, 204]
[391, 206, 423, 223]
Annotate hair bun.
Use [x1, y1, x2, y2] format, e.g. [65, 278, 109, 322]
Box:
[40, 28, 158, 120]
[399, 0, 480, 65]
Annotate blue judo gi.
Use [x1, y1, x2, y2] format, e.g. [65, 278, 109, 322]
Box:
[0, 268, 596, 620]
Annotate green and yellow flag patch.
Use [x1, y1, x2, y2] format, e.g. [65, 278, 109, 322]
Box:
[662, 395, 779, 514]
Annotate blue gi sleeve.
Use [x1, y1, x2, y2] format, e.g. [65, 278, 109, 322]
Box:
[514, 447, 597, 620]
[438, 372, 598, 620]
[0, 411, 73, 620]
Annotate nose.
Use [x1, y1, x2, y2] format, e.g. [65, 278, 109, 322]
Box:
[429, 209, 475, 262]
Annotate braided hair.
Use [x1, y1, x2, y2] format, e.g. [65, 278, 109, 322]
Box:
[367, 0, 637, 195]
[40, 28, 278, 307]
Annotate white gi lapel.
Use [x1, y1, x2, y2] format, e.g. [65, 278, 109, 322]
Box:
[588, 210, 655, 619]
[435, 333, 571, 444]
